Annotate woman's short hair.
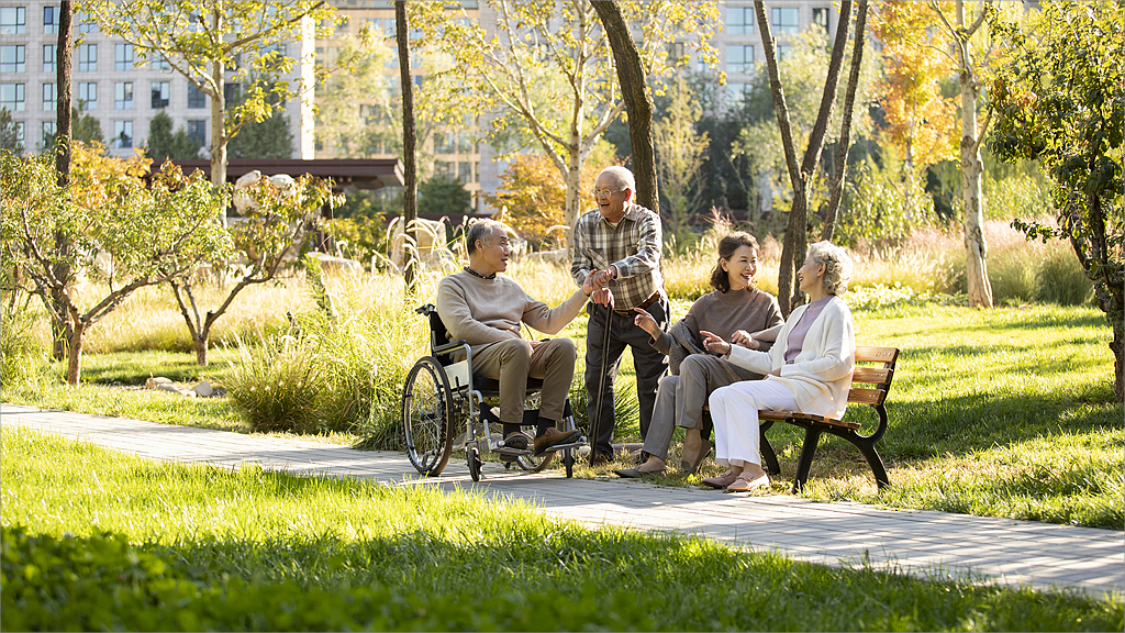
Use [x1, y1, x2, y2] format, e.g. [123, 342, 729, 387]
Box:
[466, 219, 503, 256]
[807, 241, 853, 296]
[710, 232, 760, 292]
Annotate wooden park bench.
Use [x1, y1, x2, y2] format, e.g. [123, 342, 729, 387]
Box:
[703, 345, 900, 493]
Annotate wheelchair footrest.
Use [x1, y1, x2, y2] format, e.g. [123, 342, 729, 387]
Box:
[539, 439, 585, 454]
[492, 443, 532, 457]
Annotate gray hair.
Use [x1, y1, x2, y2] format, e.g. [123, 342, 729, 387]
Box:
[599, 166, 635, 193]
[466, 219, 504, 256]
[807, 241, 853, 296]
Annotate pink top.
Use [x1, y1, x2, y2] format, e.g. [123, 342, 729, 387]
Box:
[784, 296, 833, 364]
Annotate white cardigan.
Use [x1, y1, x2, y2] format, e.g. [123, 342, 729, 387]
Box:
[727, 296, 856, 419]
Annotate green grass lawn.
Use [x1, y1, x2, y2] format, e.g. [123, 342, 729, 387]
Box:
[3, 428, 1120, 632]
[5, 302, 1122, 528]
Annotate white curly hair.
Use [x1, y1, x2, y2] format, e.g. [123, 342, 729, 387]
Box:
[807, 241, 853, 296]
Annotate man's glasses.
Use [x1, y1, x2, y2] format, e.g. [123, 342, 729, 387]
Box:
[590, 188, 620, 198]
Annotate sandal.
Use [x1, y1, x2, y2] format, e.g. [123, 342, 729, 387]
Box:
[725, 472, 770, 492]
[701, 468, 740, 489]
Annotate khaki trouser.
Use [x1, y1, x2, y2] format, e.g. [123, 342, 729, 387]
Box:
[470, 338, 577, 425]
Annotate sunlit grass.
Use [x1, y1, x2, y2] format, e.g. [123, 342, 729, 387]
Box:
[3, 428, 1120, 632]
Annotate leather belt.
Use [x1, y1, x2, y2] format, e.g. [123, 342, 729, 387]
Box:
[614, 291, 661, 316]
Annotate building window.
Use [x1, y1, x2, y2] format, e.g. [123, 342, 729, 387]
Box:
[813, 8, 829, 33]
[151, 81, 170, 109]
[777, 44, 793, 61]
[12, 121, 24, 146]
[42, 82, 55, 111]
[0, 84, 25, 112]
[78, 43, 97, 72]
[771, 7, 800, 36]
[42, 44, 56, 73]
[223, 82, 239, 104]
[458, 161, 472, 183]
[458, 132, 475, 154]
[115, 43, 134, 71]
[187, 83, 205, 108]
[0, 45, 25, 74]
[187, 119, 206, 147]
[726, 44, 754, 74]
[434, 132, 455, 154]
[434, 161, 455, 179]
[726, 82, 750, 107]
[114, 82, 133, 109]
[726, 6, 753, 35]
[77, 82, 97, 110]
[114, 120, 133, 149]
[43, 6, 57, 34]
[0, 7, 26, 35]
[76, 11, 96, 33]
[152, 53, 171, 71]
[43, 120, 56, 146]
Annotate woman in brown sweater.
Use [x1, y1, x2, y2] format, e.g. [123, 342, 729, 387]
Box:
[615, 232, 782, 477]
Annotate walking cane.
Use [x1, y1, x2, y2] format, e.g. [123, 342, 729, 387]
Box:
[588, 300, 615, 466]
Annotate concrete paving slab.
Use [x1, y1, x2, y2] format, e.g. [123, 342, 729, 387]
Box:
[2, 403, 1122, 599]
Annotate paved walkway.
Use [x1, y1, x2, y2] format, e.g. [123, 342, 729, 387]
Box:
[3, 403, 1122, 599]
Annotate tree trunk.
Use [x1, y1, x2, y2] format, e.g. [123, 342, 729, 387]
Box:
[957, 0, 992, 308]
[193, 334, 209, 366]
[396, 1, 418, 293]
[590, 0, 658, 214]
[1112, 322, 1124, 402]
[65, 320, 84, 386]
[822, 0, 868, 242]
[565, 147, 582, 251]
[209, 54, 228, 188]
[51, 0, 74, 361]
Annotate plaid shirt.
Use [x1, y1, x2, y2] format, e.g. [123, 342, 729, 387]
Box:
[571, 202, 664, 311]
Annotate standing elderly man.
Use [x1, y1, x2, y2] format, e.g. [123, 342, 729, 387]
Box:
[437, 219, 599, 455]
[572, 166, 669, 465]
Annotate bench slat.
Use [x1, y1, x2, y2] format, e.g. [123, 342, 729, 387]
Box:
[759, 409, 862, 430]
[848, 387, 887, 406]
[851, 366, 892, 386]
[856, 345, 899, 365]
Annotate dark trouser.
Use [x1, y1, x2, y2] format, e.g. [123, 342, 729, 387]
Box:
[584, 295, 669, 458]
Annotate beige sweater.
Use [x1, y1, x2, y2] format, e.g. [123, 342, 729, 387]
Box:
[435, 271, 589, 349]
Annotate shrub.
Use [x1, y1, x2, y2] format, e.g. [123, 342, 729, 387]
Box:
[0, 298, 46, 388]
[988, 247, 1039, 306]
[227, 332, 321, 433]
[1037, 245, 1095, 306]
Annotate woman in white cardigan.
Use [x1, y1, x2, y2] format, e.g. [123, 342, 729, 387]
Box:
[699, 241, 856, 492]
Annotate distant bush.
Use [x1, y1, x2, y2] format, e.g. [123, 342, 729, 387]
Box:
[0, 299, 45, 388]
[1037, 246, 1094, 306]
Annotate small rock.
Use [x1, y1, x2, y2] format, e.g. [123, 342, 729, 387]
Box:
[178, 389, 197, 398]
[193, 380, 214, 397]
[146, 376, 174, 389]
[155, 382, 180, 393]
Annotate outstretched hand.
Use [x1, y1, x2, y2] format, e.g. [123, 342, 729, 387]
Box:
[633, 308, 659, 337]
[699, 330, 731, 356]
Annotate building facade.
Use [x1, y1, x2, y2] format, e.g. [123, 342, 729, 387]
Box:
[2, 0, 835, 210]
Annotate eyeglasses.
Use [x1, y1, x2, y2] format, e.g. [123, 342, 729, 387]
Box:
[590, 188, 620, 198]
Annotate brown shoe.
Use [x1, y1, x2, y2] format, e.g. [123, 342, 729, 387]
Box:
[701, 469, 740, 489]
[533, 427, 581, 455]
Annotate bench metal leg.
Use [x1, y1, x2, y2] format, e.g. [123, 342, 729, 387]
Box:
[792, 428, 822, 493]
[758, 421, 781, 477]
[838, 431, 891, 490]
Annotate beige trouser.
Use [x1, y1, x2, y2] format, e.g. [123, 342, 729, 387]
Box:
[470, 338, 577, 425]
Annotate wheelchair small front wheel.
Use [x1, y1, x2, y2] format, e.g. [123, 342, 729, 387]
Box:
[402, 356, 455, 477]
[468, 447, 483, 482]
[516, 451, 554, 473]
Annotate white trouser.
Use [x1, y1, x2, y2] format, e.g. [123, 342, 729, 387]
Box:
[708, 378, 797, 468]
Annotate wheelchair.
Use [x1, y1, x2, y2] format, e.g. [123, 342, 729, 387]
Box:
[402, 304, 584, 481]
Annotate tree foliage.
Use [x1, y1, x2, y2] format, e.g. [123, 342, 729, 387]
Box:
[655, 77, 709, 253]
[144, 110, 201, 161]
[81, 0, 340, 185]
[0, 109, 23, 155]
[411, 0, 719, 249]
[989, 0, 1125, 400]
[170, 173, 340, 365]
[483, 141, 617, 249]
[0, 145, 230, 384]
[417, 175, 471, 217]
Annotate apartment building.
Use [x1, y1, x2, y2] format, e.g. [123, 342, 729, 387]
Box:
[0, 1, 314, 159]
[2, 1, 835, 206]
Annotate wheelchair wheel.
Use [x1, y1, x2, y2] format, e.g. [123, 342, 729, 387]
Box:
[515, 451, 555, 473]
[468, 447, 483, 482]
[403, 356, 455, 477]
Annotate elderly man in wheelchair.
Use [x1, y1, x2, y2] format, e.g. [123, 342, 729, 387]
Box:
[404, 219, 604, 480]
